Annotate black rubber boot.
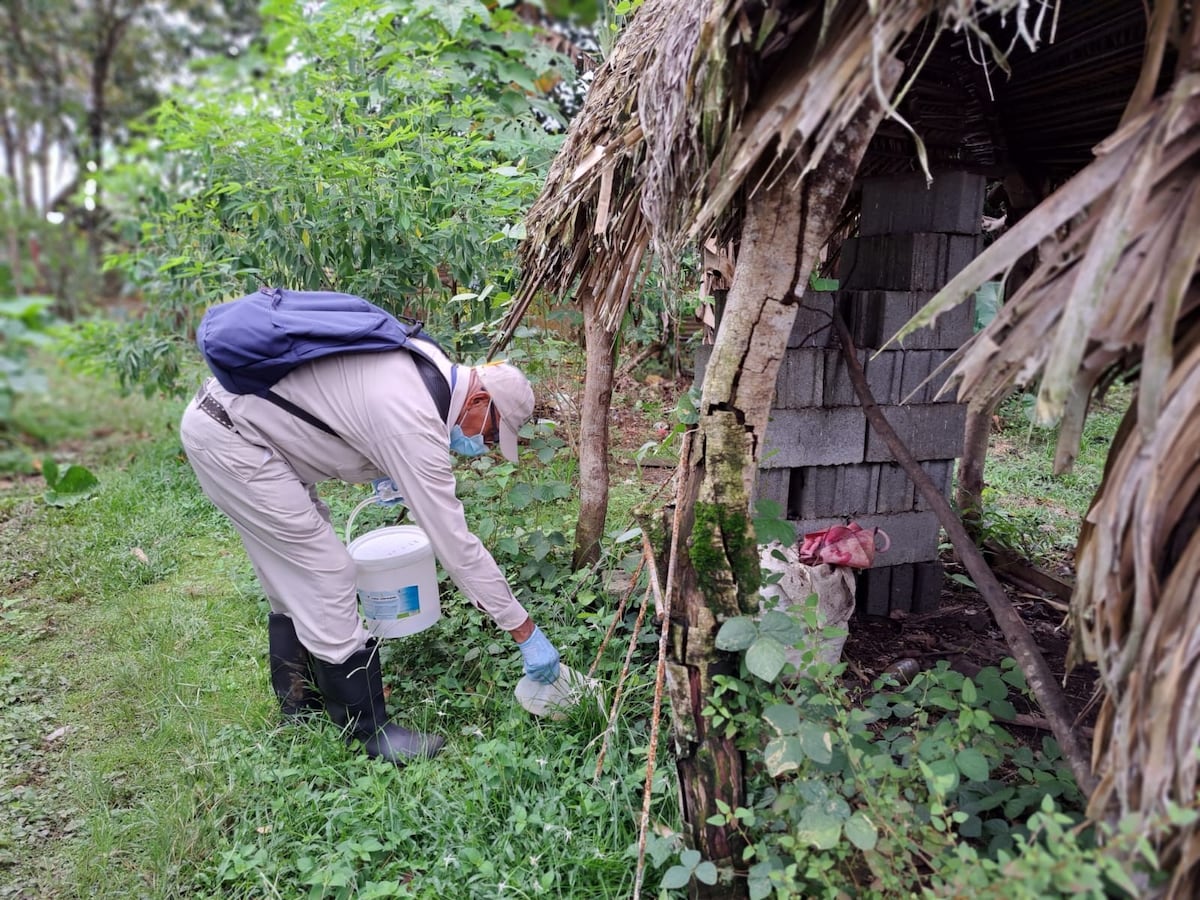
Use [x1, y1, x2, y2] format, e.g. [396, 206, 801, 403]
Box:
[309, 641, 444, 764]
[267, 613, 324, 719]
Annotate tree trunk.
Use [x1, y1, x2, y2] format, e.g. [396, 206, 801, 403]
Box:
[572, 286, 618, 568]
[956, 175, 1042, 534]
[956, 407, 991, 532]
[666, 68, 897, 897]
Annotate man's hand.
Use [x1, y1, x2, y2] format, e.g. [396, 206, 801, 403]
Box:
[516, 625, 560, 684]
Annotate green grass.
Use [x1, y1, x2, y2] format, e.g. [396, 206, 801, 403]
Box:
[2, 351, 1133, 898]
[0, 363, 675, 898]
[974, 384, 1132, 561]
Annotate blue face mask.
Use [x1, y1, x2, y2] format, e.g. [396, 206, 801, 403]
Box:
[449, 425, 487, 457]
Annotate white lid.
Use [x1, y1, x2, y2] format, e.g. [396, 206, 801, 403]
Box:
[347, 525, 432, 563]
[515, 664, 593, 719]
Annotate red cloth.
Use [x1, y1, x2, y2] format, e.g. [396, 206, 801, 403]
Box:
[798, 522, 890, 569]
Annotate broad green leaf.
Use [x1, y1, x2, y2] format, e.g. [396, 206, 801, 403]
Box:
[694, 861, 718, 885]
[679, 849, 701, 868]
[660, 866, 691, 890]
[976, 669, 1009, 701]
[923, 758, 960, 796]
[798, 720, 833, 765]
[506, 483, 533, 509]
[745, 636, 789, 682]
[764, 736, 804, 777]
[752, 499, 796, 545]
[955, 747, 990, 781]
[960, 677, 978, 704]
[796, 806, 843, 850]
[844, 812, 878, 850]
[715, 617, 758, 652]
[54, 464, 99, 494]
[757, 610, 802, 647]
[958, 813, 983, 838]
[749, 875, 773, 900]
[989, 698, 1018, 720]
[762, 703, 801, 736]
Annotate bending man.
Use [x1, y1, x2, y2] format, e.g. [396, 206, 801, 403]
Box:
[180, 338, 560, 764]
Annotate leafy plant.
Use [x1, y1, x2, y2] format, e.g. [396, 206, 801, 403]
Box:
[98, 0, 568, 395]
[0, 295, 56, 430]
[40, 457, 100, 506]
[684, 609, 1108, 899]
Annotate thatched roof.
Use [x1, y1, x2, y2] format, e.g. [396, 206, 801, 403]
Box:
[506, 0, 1200, 893]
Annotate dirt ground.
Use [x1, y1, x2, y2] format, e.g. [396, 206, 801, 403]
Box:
[599, 365, 1101, 734]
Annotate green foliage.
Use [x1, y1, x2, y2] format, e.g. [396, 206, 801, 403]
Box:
[662, 848, 719, 891]
[39, 457, 100, 506]
[679, 617, 1145, 900]
[975, 281, 1003, 331]
[100, 0, 567, 394]
[0, 295, 57, 444]
[753, 498, 798, 547]
[1, 361, 677, 896]
[59, 316, 191, 398]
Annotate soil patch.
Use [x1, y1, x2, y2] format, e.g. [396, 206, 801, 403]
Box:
[842, 554, 1099, 733]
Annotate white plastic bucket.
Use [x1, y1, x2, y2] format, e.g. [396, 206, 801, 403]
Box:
[347, 525, 441, 639]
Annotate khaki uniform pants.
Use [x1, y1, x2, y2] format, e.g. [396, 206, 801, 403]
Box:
[180, 399, 369, 664]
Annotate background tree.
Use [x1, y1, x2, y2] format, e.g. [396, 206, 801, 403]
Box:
[0, 0, 260, 309]
[76, 0, 569, 395]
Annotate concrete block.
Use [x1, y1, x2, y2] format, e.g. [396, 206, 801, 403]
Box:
[865, 404, 968, 462]
[837, 464, 882, 518]
[762, 408, 866, 468]
[793, 466, 837, 519]
[912, 561, 945, 613]
[822, 349, 902, 407]
[875, 461, 916, 513]
[858, 567, 891, 617]
[860, 171, 986, 236]
[787, 510, 941, 565]
[838, 291, 975, 351]
[915, 460, 955, 511]
[753, 468, 791, 513]
[839, 233, 982, 292]
[776, 349, 825, 408]
[789, 292, 837, 348]
[889, 563, 916, 614]
[793, 464, 882, 519]
[899, 350, 956, 404]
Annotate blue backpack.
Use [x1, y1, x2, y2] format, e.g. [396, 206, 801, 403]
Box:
[197, 286, 450, 436]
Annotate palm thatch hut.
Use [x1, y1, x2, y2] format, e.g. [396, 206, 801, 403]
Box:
[503, 0, 1199, 894]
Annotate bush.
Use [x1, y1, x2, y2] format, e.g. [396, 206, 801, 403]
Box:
[661, 607, 1148, 899]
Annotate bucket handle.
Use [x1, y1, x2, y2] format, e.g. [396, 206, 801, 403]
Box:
[345, 496, 391, 546]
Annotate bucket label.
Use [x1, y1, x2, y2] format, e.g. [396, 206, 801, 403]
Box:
[359, 585, 420, 620]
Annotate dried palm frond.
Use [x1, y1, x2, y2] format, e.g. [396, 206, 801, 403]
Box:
[884, 4, 1200, 892]
[1074, 310, 1200, 897]
[500, 0, 1053, 349]
[893, 71, 1200, 472]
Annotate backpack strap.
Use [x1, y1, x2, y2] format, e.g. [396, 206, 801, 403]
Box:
[259, 346, 452, 439]
[261, 390, 340, 437]
[408, 346, 451, 422]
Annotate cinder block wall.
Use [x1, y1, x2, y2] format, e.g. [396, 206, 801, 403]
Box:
[697, 171, 984, 615]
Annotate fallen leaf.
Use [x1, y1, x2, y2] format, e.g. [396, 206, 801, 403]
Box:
[43, 725, 71, 745]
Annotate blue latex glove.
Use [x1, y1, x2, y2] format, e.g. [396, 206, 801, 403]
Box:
[371, 477, 405, 506]
[517, 626, 561, 684]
